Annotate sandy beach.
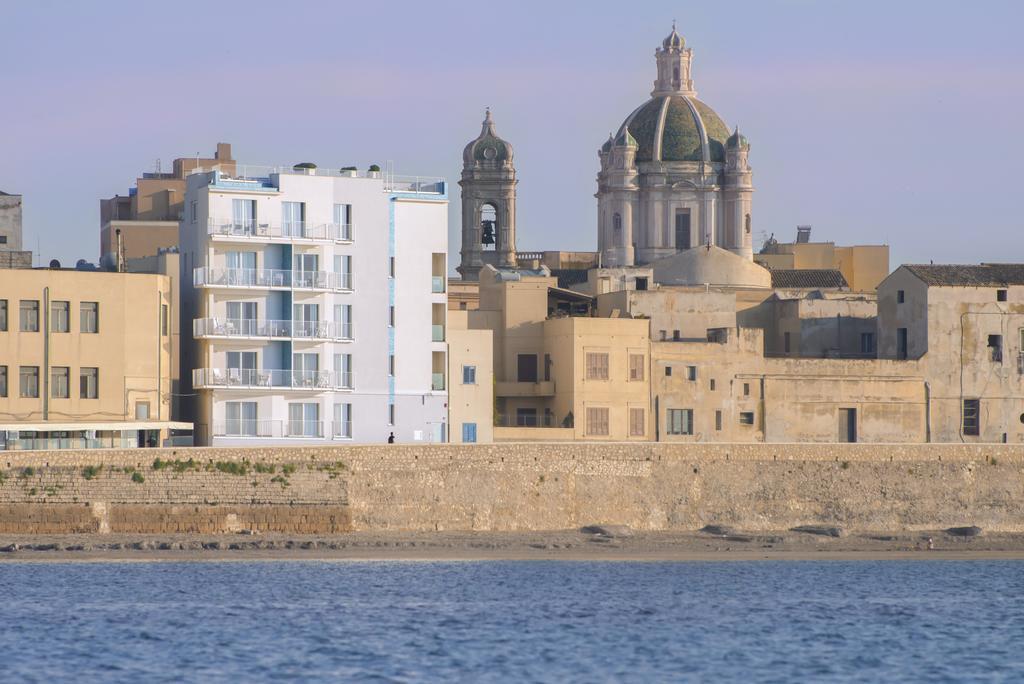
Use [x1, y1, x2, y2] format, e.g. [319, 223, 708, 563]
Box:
[1, 528, 1022, 563]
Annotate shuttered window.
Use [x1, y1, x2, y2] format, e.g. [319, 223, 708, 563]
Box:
[586, 353, 609, 380]
[629, 408, 645, 436]
[628, 354, 644, 381]
[586, 407, 609, 436]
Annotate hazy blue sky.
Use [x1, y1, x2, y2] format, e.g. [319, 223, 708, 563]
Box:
[2, 0, 1022, 269]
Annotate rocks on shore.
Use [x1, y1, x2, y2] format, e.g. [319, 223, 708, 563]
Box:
[791, 525, 845, 538]
[946, 526, 983, 537]
[699, 525, 737, 537]
[580, 525, 634, 538]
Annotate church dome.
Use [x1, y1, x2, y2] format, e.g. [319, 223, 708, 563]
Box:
[663, 25, 684, 50]
[727, 127, 749, 149]
[463, 109, 513, 166]
[616, 95, 731, 163]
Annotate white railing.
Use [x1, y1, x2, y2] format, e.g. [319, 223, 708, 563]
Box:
[431, 372, 445, 391]
[207, 218, 354, 242]
[193, 368, 342, 390]
[193, 318, 354, 341]
[432, 324, 445, 342]
[212, 420, 353, 439]
[193, 268, 353, 291]
[431, 276, 445, 293]
[191, 164, 445, 195]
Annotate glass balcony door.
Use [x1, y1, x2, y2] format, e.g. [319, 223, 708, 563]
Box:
[289, 402, 320, 437]
[293, 253, 320, 288]
[226, 301, 258, 336]
[293, 303, 320, 338]
[293, 352, 320, 387]
[226, 401, 258, 436]
[232, 199, 256, 235]
[226, 351, 257, 385]
[282, 202, 306, 237]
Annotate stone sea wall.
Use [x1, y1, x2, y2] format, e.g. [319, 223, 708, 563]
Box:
[0, 443, 1021, 534]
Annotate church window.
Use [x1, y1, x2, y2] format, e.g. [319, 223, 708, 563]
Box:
[675, 210, 691, 250]
[613, 213, 623, 247]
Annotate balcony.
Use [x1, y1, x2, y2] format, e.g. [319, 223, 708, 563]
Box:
[193, 318, 354, 341]
[193, 368, 349, 391]
[431, 276, 445, 293]
[431, 372, 446, 391]
[495, 381, 556, 397]
[207, 218, 354, 243]
[431, 324, 445, 342]
[193, 268, 353, 292]
[212, 420, 353, 439]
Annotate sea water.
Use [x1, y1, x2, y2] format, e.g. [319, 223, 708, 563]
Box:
[0, 560, 1021, 682]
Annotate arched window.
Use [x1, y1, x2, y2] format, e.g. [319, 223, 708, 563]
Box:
[480, 203, 498, 249]
[613, 213, 623, 247]
[745, 213, 752, 234]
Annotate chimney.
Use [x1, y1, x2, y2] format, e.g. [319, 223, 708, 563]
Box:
[216, 143, 232, 160]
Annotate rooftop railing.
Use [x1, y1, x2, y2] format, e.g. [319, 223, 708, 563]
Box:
[193, 318, 353, 341]
[191, 164, 445, 195]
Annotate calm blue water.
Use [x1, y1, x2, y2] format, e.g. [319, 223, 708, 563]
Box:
[0, 560, 1021, 682]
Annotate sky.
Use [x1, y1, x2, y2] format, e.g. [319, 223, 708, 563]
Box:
[1, 0, 1022, 270]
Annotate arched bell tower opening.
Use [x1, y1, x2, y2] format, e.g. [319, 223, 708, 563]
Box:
[458, 110, 518, 281]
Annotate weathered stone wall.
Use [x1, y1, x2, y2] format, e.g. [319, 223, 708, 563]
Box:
[0, 443, 1021, 534]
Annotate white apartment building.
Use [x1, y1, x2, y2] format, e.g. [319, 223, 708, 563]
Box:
[179, 164, 449, 445]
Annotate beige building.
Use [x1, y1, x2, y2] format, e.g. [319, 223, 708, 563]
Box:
[878, 264, 1024, 443]
[0, 267, 187, 450]
[447, 310, 493, 443]
[756, 227, 889, 292]
[100, 143, 235, 262]
[464, 266, 649, 442]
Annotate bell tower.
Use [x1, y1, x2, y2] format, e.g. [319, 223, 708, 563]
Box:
[457, 109, 518, 281]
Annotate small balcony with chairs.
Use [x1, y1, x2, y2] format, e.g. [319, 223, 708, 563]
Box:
[193, 368, 343, 391]
[207, 218, 354, 244]
[193, 267, 352, 292]
[193, 318, 354, 342]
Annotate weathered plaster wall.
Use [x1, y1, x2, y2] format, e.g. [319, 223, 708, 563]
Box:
[0, 443, 1020, 534]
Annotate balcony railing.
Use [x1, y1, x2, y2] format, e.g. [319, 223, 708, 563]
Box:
[193, 267, 353, 291]
[431, 372, 445, 391]
[431, 276, 445, 293]
[193, 368, 346, 390]
[495, 413, 570, 428]
[207, 218, 354, 243]
[212, 420, 353, 439]
[1018, 352, 1024, 374]
[431, 324, 445, 342]
[193, 318, 354, 341]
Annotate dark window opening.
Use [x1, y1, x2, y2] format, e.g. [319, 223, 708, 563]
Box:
[897, 290, 905, 304]
[962, 399, 980, 436]
[665, 366, 672, 377]
[635, 277, 648, 291]
[517, 354, 538, 383]
[997, 289, 1007, 302]
[988, 334, 1003, 363]
[675, 211, 691, 250]
[897, 328, 908, 360]
[739, 412, 754, 425]
[839, 408, 857, 443]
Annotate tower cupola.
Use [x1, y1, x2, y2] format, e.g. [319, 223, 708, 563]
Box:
[652, 22, 695, 97]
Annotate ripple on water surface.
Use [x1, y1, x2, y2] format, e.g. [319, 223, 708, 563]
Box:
[0, 560, 1022, 682]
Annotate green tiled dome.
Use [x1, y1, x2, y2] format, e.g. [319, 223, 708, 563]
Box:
[616, 95, 730, 163]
